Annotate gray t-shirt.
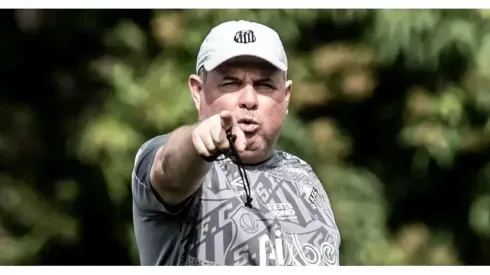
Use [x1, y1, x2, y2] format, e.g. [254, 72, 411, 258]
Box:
[132, 135, 341, 266]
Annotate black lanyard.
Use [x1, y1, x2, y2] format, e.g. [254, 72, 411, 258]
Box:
[201, 130, 253, 208]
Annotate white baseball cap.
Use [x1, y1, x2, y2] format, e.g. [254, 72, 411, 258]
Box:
[196, 20, 288, 74]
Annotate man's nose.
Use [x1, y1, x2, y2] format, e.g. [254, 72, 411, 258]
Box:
[238, 85, 258, 110]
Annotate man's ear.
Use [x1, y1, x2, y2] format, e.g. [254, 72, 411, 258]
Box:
[284, 79, 292, 110]
[188, 74, 203, 112]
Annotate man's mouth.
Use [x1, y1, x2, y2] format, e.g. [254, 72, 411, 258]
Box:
[237, 118, 259, 133]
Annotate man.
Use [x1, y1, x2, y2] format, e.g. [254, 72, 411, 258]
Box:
[131, 19, 341, 266]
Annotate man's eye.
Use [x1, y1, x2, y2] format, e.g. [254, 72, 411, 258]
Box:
[256, 83, 275, 89]
[222, 82, 238, 86]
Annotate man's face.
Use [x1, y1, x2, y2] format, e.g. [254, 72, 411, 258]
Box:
[189, 56, 292, 163]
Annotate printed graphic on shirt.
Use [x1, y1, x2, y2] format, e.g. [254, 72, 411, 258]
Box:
[258, 228, 340, 266]
[181, 152, 341, 266]
[266, 203, 296, 220]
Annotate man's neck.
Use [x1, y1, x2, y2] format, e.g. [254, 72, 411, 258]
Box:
[238, 149, 275, 166]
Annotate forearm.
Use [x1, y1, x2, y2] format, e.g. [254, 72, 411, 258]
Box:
[150, 124, 211, 205]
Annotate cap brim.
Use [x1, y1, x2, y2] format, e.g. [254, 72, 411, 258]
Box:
[203, 48, 287, 72]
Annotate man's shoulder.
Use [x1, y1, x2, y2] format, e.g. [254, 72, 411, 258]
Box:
[133, 134, 169, 172]
[139, 134, 169, 151]
[272, 150, 314, 171]
[135, 134, 168, 158]
[247, 150, 316, 180]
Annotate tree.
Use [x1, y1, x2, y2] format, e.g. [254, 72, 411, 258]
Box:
[0, 9, 489, 265]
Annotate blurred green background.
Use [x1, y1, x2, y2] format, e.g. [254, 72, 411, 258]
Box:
[1, 9, 490, 266]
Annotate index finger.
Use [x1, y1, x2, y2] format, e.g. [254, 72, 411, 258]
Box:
[232, 126, 246, 152]
[219, 110, 234, 130]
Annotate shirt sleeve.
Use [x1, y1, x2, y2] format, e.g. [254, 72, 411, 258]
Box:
[131, 135, 199, 216]
[302, 163, 342, 248]
[132, 135, 203, 265]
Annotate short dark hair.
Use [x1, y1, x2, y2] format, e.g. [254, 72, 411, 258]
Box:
[198, 66, 208, 83]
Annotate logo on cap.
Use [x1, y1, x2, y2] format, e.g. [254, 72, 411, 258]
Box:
[234, 30, 256, 44]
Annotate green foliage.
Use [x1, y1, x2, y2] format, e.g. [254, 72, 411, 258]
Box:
[2, 9, 490, 265]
